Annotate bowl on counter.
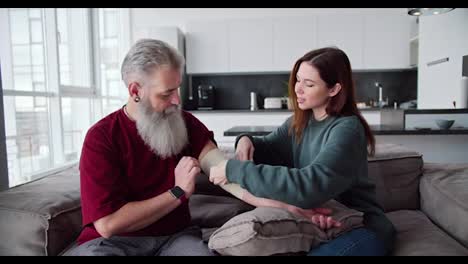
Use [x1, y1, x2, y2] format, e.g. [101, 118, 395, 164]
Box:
[435, 119, 455, 130]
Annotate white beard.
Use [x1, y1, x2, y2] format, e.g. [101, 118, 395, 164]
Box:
[135, 99, 188, 159]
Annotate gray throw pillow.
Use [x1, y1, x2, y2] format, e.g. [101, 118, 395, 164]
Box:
[208, 200, 363, 256]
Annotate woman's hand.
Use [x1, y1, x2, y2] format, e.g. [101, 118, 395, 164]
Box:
[236, 136, 255, 161]
[209, 161, 228, 185]
[287, 205, 341, 230]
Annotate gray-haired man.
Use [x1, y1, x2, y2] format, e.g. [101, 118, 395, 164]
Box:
[68, 39, 217, 256]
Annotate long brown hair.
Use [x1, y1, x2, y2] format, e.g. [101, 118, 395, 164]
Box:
[288, 47, 375, 156]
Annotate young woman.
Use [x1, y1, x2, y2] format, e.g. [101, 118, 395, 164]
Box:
[209, 47, 396, 256]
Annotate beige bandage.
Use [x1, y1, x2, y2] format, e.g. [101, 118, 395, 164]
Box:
[200, 148, 245, 200]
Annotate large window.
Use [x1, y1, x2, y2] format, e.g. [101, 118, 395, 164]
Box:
[4, 95, 51, 186]
[97, 8, 129, 116]
[0, 8, 129, 188]
[56, 8, 93, 89]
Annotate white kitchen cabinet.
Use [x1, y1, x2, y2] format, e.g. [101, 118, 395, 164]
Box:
[419, 56, 454, 109]
[363, 12, 412, 69]
[133, 26, 184, 54]
[184, 10, 415, 74]
[317, 14, 364, 69]
[272, 16, 318, 72]
[191, 112, 291, 147]
[228, 19, 274, 73]
[361, 111, 381, 125]
[185, 20, 229, 74]
[418, 8, 468, 109]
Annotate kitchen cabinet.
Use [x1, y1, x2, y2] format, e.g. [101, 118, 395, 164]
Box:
[228, 19, 274, 73]
[191, 112, 291, 147]
[185, 10, 414, 74]
[317, 13, 364, 69]
[418, 8, 468, 109]
[361, 111, 381, 125]
[133, 26, 184, 54]
[185, 21, 229, 74]
[363, 13, 412, 69]
[272, 16, 318, 72]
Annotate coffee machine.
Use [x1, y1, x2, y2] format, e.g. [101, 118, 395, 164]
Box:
[197, 85, 215, 110]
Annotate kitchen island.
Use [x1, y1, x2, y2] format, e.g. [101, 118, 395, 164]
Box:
[223, 125, 468, 136]
[223, 125, 468, 164]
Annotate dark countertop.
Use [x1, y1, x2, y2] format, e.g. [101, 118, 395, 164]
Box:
[189, 109, 292, 113]
[224, 125, 468, 136]
[189, 108, 468, 114]
[188, 108, 390, 113]
[404, 109, 468, 114]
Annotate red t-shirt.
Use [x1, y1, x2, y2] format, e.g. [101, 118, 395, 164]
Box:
[77, 107, 214, 244]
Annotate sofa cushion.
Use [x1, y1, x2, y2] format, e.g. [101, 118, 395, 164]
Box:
[420, 163, 468, 249]
[0, 165, 82, 256]
[208, 200, 364, 256]
[189, 194, 254, 228]
[386, 210, 468, 256]
[368, 144, 424, 212]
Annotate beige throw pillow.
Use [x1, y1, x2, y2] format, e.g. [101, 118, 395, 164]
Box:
[208, 200, 364, 256]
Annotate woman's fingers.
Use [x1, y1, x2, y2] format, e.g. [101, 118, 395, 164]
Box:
[326, 216, 334, 229]
[320, 215, 327, 229]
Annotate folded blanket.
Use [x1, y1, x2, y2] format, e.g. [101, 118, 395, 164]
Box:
[208, 199, 364, 256]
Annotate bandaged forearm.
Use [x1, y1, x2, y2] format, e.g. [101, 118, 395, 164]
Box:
[200, 148, 245, 200]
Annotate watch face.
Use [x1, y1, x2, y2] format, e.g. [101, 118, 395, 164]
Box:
[171, 186, 185, 198]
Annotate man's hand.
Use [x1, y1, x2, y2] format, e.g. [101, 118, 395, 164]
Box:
[286, 205, 341, 230]
[174, 156, 200, 198]
[209, 160, 228, 185]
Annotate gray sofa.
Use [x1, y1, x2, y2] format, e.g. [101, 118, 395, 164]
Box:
[0, 144, 467, 256]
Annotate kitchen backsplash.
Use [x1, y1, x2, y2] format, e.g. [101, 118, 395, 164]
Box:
[183, 69, 417, 110]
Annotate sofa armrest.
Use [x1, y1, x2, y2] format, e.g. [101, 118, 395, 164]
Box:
[0, 165, 82, 256]
[420, 162, 468, 248]
[368, 144, 424, 212]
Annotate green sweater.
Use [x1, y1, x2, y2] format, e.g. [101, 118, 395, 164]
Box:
[226, 115, 395, 253]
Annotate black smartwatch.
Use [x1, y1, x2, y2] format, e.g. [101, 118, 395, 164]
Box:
[169, 186, 188, 203]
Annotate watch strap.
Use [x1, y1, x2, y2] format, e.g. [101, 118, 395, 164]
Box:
[169, 186, 188, 204]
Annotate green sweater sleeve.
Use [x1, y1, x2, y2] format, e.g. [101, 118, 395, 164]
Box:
[226, 120, 365, 209]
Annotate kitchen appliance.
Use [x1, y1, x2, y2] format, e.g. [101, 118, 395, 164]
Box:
[264, 97, 283, 109]
[197, 85, 215, 110]
[250, 92, 258, 111]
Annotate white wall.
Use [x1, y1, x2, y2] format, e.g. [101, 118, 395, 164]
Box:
[131, 8, 407, 41]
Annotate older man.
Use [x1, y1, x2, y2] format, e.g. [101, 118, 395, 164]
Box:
[69, 39, 335, 256]
[68, 39, 220, 256]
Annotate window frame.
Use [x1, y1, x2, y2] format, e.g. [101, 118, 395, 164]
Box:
[0, 8, 130, 188]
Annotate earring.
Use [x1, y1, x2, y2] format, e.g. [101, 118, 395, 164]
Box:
[134, 96, 140, 103]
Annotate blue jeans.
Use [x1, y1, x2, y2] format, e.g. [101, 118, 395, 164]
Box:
[308, 228, 386, 256]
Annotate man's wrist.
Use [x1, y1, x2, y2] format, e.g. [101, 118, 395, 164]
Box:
[169, 186, 188, 204]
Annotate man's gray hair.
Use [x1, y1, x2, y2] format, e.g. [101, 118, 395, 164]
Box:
[121, 39, 185, 86]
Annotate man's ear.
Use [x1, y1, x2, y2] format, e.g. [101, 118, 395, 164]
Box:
[328, 83, 342, 97]
[128, 82, 141, 98]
